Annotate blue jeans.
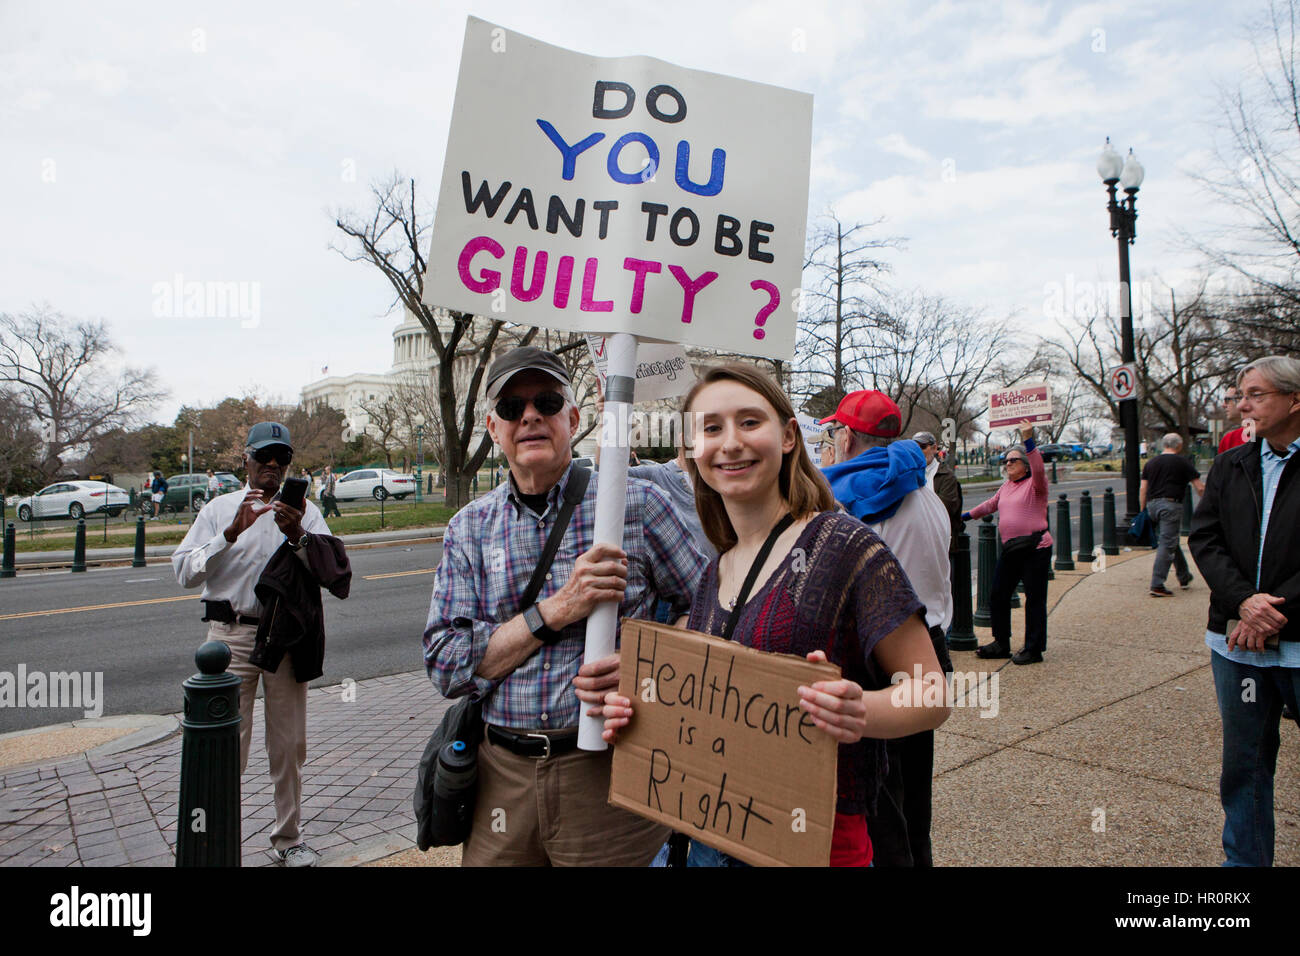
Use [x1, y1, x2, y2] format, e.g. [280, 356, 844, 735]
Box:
[1147, 499, 1191, 589]
[1210, 651, 1300, 866]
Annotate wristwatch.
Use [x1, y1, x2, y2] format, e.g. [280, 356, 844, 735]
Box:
[523, 603, 564, 644]
[290, 531, 311, 551]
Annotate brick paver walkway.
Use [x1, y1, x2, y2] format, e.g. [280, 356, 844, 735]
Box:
[0, 672, 450, 866]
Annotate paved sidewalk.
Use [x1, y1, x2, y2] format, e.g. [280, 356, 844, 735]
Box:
[936, 544, 1300, 866]
[0, 673, 449, 867]
[1, 540, 1295, 867]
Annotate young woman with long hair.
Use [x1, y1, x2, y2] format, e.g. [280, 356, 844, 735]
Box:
[602, 364, 950, 866]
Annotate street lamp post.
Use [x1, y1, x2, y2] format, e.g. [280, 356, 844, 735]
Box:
[413, 415, 425, 505]
[1097, 137, 1146, 533]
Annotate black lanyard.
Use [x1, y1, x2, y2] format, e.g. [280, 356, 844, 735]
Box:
[721, 513, 795, 641]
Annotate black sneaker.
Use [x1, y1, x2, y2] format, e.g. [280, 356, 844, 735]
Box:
[1149, 585, 1174, 597]
[1179, 577, 1193, 590]
[1012, 648, 1044, 665]
[976, 641, 1012, 659]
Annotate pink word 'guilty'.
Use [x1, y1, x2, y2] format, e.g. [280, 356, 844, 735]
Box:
[457, 236, 718, 325]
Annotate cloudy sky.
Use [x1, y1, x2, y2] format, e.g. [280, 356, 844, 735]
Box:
[0, 0, 1268, 423]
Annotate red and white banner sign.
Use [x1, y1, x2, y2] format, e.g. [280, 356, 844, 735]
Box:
[989, 383, 1053, 430]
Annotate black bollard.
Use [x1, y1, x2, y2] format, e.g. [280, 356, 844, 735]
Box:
[176, 641, 242, 867]
[71, 518, 86, 573]
[1054, 494, 1075, 570]
[1077, 490, 1096, 564]
[948, 529, 977, 650]
[973, 516, 997, 628]
[1051, 459, 1058, 484]
[1, 522, 14, 579]
[1102, 487, 1120, 555]
[1181, 491, 1194, 535]
[132, 515, 147, 568]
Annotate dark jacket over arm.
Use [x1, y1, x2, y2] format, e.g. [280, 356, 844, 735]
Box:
[1189, 442, 1300, 642]
[932, 459, 964, 549]
[250, 534, 351, 682]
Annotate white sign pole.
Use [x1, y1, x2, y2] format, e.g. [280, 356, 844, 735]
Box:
[579, 331, 639, 751]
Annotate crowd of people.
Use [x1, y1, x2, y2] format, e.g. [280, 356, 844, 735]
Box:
[169, 346, 1300, 868]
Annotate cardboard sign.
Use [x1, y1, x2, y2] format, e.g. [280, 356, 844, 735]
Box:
[585, 334, 695, 402]
[421, 17, 813, 361]
[609, 619, 840, 867]
[988, 383, 1053, 431]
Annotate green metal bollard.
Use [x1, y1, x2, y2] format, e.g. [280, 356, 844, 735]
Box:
[1054, 494, 1075, 571]
[973, 516, 997, 628]
[1, 523, 15, 579]
[176, 641, 242, 867]
[71, 518, 87, 573]
[1102, 487, 1120, 556]
[132, 515, 147, 568]
[1181, 491, 1194, 535]
[948, 529, 977, 650]
[1051, 459, 1058, 484]
[1077, 490, 1096, 564]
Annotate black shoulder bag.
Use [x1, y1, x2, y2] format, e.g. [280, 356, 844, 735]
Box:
[414, 467, 590, 850]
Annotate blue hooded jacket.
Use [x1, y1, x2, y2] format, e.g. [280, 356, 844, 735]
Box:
[821, 440, 927, 524]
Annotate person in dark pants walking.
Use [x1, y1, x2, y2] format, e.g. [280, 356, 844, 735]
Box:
[318, 465, 341, 518]
[963, 421, 1052, 665]
[1140, 433, 1205, 597]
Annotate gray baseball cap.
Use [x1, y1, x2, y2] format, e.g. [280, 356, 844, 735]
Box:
[912, 431, 938, 447]
[485, 347, 572, 400]
[246, 421, 293, 451]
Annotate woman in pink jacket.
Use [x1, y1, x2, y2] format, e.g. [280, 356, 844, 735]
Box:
[963, 422, 1053, 665]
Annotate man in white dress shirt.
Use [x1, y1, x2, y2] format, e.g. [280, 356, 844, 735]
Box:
[172, 421, 331, 867]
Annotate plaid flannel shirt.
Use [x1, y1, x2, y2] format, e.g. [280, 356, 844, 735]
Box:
[423, 462, 706, 730]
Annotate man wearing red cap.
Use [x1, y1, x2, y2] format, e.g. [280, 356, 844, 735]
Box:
[820, 390, 953, 867]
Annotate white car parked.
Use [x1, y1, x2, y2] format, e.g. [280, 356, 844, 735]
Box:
[14, 481, 131, 521]
[332, 468, 418, 501]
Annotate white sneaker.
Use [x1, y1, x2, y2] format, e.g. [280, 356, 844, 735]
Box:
[274, 843, 320, 867]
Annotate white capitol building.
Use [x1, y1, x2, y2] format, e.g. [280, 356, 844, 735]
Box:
[300, 308, 504, 455]
[300, 309, 779, 462]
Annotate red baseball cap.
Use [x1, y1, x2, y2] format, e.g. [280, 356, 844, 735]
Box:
[818, 390, 902, 437]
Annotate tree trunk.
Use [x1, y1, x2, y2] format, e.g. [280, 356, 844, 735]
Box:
[444, 473, 473, 509]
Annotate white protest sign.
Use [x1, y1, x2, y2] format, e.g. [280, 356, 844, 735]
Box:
[796, 412, 825, 461]
[584, 334, 695, 402]
[988, 383, 1053, 431]
[421, 17, 813, 361]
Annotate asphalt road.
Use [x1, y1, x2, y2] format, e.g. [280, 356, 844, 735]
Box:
[0, 542, 445, 732]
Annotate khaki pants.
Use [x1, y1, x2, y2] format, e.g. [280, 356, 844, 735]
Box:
[461, 731, 667, 867]
[206, 622, 308, 852]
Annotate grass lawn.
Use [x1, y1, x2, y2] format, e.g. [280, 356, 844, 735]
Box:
[10, 502, 460, 554]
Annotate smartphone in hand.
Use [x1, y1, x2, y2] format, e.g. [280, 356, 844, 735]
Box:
[279, 477, 308, 512]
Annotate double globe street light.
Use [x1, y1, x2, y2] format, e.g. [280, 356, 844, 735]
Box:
[1096, 137, 1146, 533]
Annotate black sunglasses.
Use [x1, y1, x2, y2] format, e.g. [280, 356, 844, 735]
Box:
[494, 391, 566, 422]
[252, 445, 292, 466]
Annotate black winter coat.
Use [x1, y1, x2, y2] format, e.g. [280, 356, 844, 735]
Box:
[1189, 441, 1300, 643]
[250, 534, 352, 682]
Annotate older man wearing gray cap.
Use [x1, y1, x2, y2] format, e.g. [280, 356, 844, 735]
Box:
[913, 431, 963, 550]
[424, 346, 706, 866]
[173, 422, 336, 867]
